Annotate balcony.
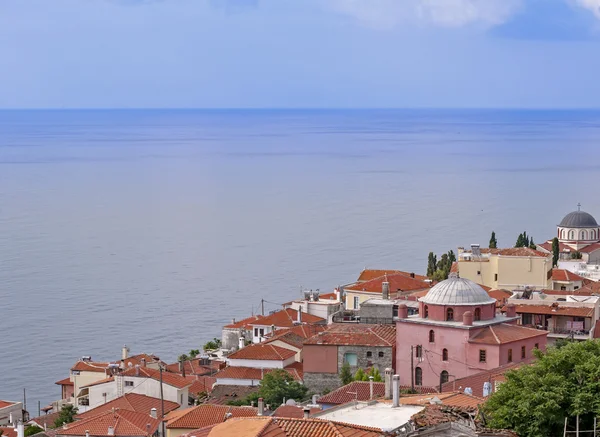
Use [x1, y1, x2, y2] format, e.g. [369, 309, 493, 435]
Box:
[526, 324, 591, 340]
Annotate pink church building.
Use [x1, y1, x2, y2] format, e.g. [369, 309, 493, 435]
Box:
[396, 275, 548, 389]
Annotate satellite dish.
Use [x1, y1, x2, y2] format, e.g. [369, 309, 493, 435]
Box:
[285, 399, 297, 406]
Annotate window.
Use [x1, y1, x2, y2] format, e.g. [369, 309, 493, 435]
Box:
[415, 367, 423, 386]
[353, 296, 360, 309]
[474, 308, 481, 321]
[429, 330, 435, 343]
[343, 353, 358, 366]
[582, 230, 587, 240]
[378, 351, 384, 358]
[479, 349, 487, 363]
[575, 286, 580, 290]
[416, 345, 423, 358]
[446, 308, 454, 321]
[125, 381, 134, 387]
[442, 348, 448, 361]
[521, 346, 526, 359]
[477, 270, 481, 275]
[366, 351, 372, 358]
[494, 273, 498, 282]
[508, 349, 513, 362]
[424, 305, 429, 318]
[561, 286, 567, 291]
[569, 230, 575, 239]
[562, 229, 566, 239]
[535, 343, 539, 349]
[71, 370, 80, 376]
[440, 371, 449, 384]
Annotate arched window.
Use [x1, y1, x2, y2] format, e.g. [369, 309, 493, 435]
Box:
[415, 367, 423, 386]
[561, 229, 566, 239]
[569, 230, 575, 240]
[446, 308, 454, 321]
[442, 348, 448, 361]
[474, 308, 481, 321]
[440, 370, 449, 384]
[592, 230, 596, 240]
[429, 330, 435, 343]
[423, 305, 429, 319]
[581, 230, 587, 240]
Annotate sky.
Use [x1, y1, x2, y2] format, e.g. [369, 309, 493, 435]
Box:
[2, 0, 600, 108]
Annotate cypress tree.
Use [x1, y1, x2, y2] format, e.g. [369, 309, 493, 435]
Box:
[489, 231, 497, 249]
[552, 237, 559, 267]
[427, 252, 437, 277]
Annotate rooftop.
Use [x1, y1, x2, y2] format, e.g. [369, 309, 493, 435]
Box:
[55, 378, 74, 386]
[29, 411, 62, 430]
[59, 409, 160, 437]
[559, 210, 598, 228]
[357, 269, 428, 282]
[0, 428, 17, 437]
[419, 277, 496, 306]
[0, 401, 15, 409]
[398, 313, 519, 329]
[345, 273, 431, 294]
[316, 381, 438, 406]
[165, 404, 257, 429]
[224, 315, 265, 330]
[119, 366, 191, 389]
[228, 344, 296, 361]
[71, 361, 111, 373]
[251, 309, 325, 328]
[508, 303, 595, 318]
[468, 323, 548, 345]
[397, 392, 484, 410]
[552, 269, 587, 282]
[204, 385, 259, 406]
[461, 247, 549, 258]
[214, 365, 303, 382]
[76, 393, 179, 421]
[271, 405, 321, 419]
[304, 324, 396, 347]
[441, 361, 529, 398]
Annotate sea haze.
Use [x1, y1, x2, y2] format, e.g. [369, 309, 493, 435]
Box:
[1, 109, 599, 408]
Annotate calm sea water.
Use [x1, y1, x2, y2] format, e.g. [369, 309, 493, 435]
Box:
[1, 109, 600, 410]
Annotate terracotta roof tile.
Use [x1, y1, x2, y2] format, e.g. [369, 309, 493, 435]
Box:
[76, 394, 179, 421]
[398, 392, 484, 409]
[468, 323, 547, 345]
[440, 361, 528, 398]
[121, 354, 164, 369]
[29, 412, 62, 430]
[357, 269, 428, 282]
[510, 303, 595, 318]
[119, 367, 191, 389]
[228, 344, 296, 361]
[55, 378, 74, 386]
[271, 325, 327, 340]
[0, 428, 17, 437]
[283, 362, 303, 381]
[0, 401, 15, 409]
[165, 404, 257, 429]
[487, 289, 512, 307]
[60, 409, 160, 436]
[304, 324, 396, 347]
[214, 367, 302, 382]
[224, 315, 266, 330]
[81, 376, 114, 389]
[263, 332, 305, 350]
[552, 269, 587, 282]
[317, 381, 437, 405]
[271, 406, 320, 419]
[165, 360, 224, 377]
[251, 309, 325, 328]
[469, 248, 550, 258]
[578, 242, 600, 254]
[345, 273, 431, 294]
[71, 361, 111, 373]
[188, 377, 217, 396]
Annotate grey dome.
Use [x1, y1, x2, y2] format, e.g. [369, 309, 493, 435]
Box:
[559, 211, 598, 228]
[419, 277, 496, 306]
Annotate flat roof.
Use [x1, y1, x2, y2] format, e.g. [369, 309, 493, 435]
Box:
[313, 401, 424, 432]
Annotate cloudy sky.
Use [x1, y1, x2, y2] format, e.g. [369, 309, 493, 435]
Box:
[2, 0, 600, 108]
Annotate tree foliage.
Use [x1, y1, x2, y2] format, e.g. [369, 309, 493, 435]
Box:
[427, 250, 456, 281]
[54, 404, 78, 428]
[340, 361, 353, 385]
[552, 237, 560, 267]
[354, 368, 366, 381]
[426, 252, 437, 277]
[25, 426, 43, 437]
[489, 231, 498, 249]
[515, 231, 530, 248]
[484, 341, 600, 437]
[571, 251, 583, 260]
[203, 338, 222, 351]
[254, 369, 308, 406]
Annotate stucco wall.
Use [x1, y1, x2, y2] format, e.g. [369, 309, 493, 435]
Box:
[419, 302, 496, 322]
[497, 256, 551, 289]
[214, 378, 259, 386]
[345, 291, 380, 310]
[303, 345, 338, 373]
[0, 403, 23, 426]
[88, 377, 187, 409]
[72, 371, 108, 401]
[227, 357, 295, 369]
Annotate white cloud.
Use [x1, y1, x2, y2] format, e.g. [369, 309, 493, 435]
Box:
[574, 0, 600, 18]
[326, 0, 523, 29]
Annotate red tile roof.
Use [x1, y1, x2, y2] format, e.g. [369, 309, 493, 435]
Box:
[224, 315, 266, 330]
[317, 381, 437, 405]
[76, 394, 179, 421]
[468, 323, 547, 345]
[283, 362, 303, 381]
[0, 428, 17, 437]
[81, 376, 114, 389]
[552, 269, 587, 282]
[0, 401, 15, 409]
[60, 409, 160, 437]
[271, 325, 327, 340]
[471, 248, 550, 258]
[398, 392, 484, 409]
[304, 324, 396, 347]
[71, 361, 111, 373]
[578, 242, 600, 254]
[440, 361, 528, 398]
[488, 289, 512, 307]
[165, 404, 257, 429]
[188, 377, 217, 396]
[185, 416, 384, 437]
[119, 367, 191, 389]
[271, 406, 321, 419]
[205, 386, 259, 406]
[345, 273, 431, 294]
[55, 378, 74, 386]
[510, 303, 595, 318]
[165, 360, 225, 377]
[228, 344, 296, 361]
[263, 332, 305, 350]
[121, 354, 164, 369]
[251, 309, 325, 328]
[29, 412, 62, 430]
[450, 262, 459, 274]
[357, 269, 428, 282]
[538, 241, 572, 253]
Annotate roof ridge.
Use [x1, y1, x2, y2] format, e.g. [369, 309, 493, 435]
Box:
[368, 325, 394, 345]
[489, 326, 501, 344]
[255, 417, 274, 436]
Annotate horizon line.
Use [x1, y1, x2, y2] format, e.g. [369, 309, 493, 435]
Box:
[2, 107, 600, 111]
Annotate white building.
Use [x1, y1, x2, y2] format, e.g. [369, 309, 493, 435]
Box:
[0, 401, 23, 427]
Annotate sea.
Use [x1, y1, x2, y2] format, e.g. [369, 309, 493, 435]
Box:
[1, 108, 600, 411]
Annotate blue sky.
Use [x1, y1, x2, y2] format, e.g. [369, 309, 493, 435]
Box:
[2, 0, 600, 108]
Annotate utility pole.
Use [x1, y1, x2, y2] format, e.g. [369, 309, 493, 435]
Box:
[23, 388, 26, 415]
[410, 346, 415, 392]
[38, 401, 40, 417]
[261, 299, 264, 316]
[159, 366, 166, 437]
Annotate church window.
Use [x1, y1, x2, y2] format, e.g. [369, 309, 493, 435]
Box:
[442, 349, 448, 361]
[569, 230, 575, 240]
[440, 370, 449, 384]
[581, 230, 587, 240]
[429, 330, 435, 343]
[424, 305, 429, 318]
[561, 229, 566, 239]
[474, 308, 481, 321]
[446, 308, 454, 321]
[415, 367, 423, 386]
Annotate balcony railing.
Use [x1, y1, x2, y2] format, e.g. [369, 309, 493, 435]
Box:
[526, 324, 590, 337]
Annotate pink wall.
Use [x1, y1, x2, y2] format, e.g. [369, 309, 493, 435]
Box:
[419, 302, 496, 322]
[303, 345, 338, 373]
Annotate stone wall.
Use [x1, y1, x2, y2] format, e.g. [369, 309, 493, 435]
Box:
[303, 372, 342, 394]
[337, 345, 393, 374]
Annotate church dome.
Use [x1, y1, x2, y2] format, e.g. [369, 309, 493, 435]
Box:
[559, 210, 598, 228]
[419, 276, 496, 306]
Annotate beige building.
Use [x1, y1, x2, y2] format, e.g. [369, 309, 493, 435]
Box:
[457, 246, 552, 290]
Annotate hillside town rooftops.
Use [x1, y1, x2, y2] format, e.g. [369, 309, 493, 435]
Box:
[304, 324, 396, 346]
[441, 361, 529, 398]
[223, 315, 265, 330]
[71, 361, 111, 373]
[58, 409, 160, 437]
[214, 364, 303, 382]
[29, 412, 62, 430]
[55, 378, 73, 386]
[252, 308, 325, 327]
[0, 401, 15, 409]
[317, 381, 436, 406]
[228, 344, 296, 361]
[460, 247, 549, 258]
[397, 392, 484, 410]
[164, 404, 257, 429]
[357, 269, 428, 282]
[76, 393, 179, 421]
[119, 367, 191, 389]
[552, 269, 587, 282]
[271, 405, 321, 419]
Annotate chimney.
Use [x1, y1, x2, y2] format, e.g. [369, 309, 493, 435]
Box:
[506, 304, 517, 318]
[297, 307, 302, 324]
[312, 394, 318, 405]
[108, 426, 115, 436]
[257, 398, 264, 416]
[392, 375, 400, 408]
[150, 408, 157, 419]
[471, 244, 481, 257]
[303, 408, 310, 419]
[122, 345, 129, 361]
[141, 358, 146, 368]
[85, 431, 90, 437]
[135, 364, 140, 376]
[463, 311, 473, 326]
[397, 304, 408, 319]
[382, 282, 390, 300]
[232, 318, 236, 325]
[369, 376, 374, 400]
[238, 336, 245, 350]
[384, 368, 392, 400]
[16, 421, 24, 437]
[9, 413, 13, 425]
[410, 272, 415, 278]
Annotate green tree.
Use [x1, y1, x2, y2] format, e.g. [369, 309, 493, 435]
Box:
[54, 404, 78, 428]
[552, 237, 560, 267]
[529, 237, 536, 250]
[178, 353, 189, 362]
[189, 349, 200, 358]
[571, 251, 583, 260]
[354, 368, 367, 381]
[203, 338, 222, 351]
[254, 369, 308, 406]
[426, 252, 437, 277]
[367, 367, 383, 382]
[25, 426, 43, 437]
[489, 231, 498, 249]
[484, 341, 600, 437]
[340, 361, 353, 385]
[447, 250, 456, 265]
